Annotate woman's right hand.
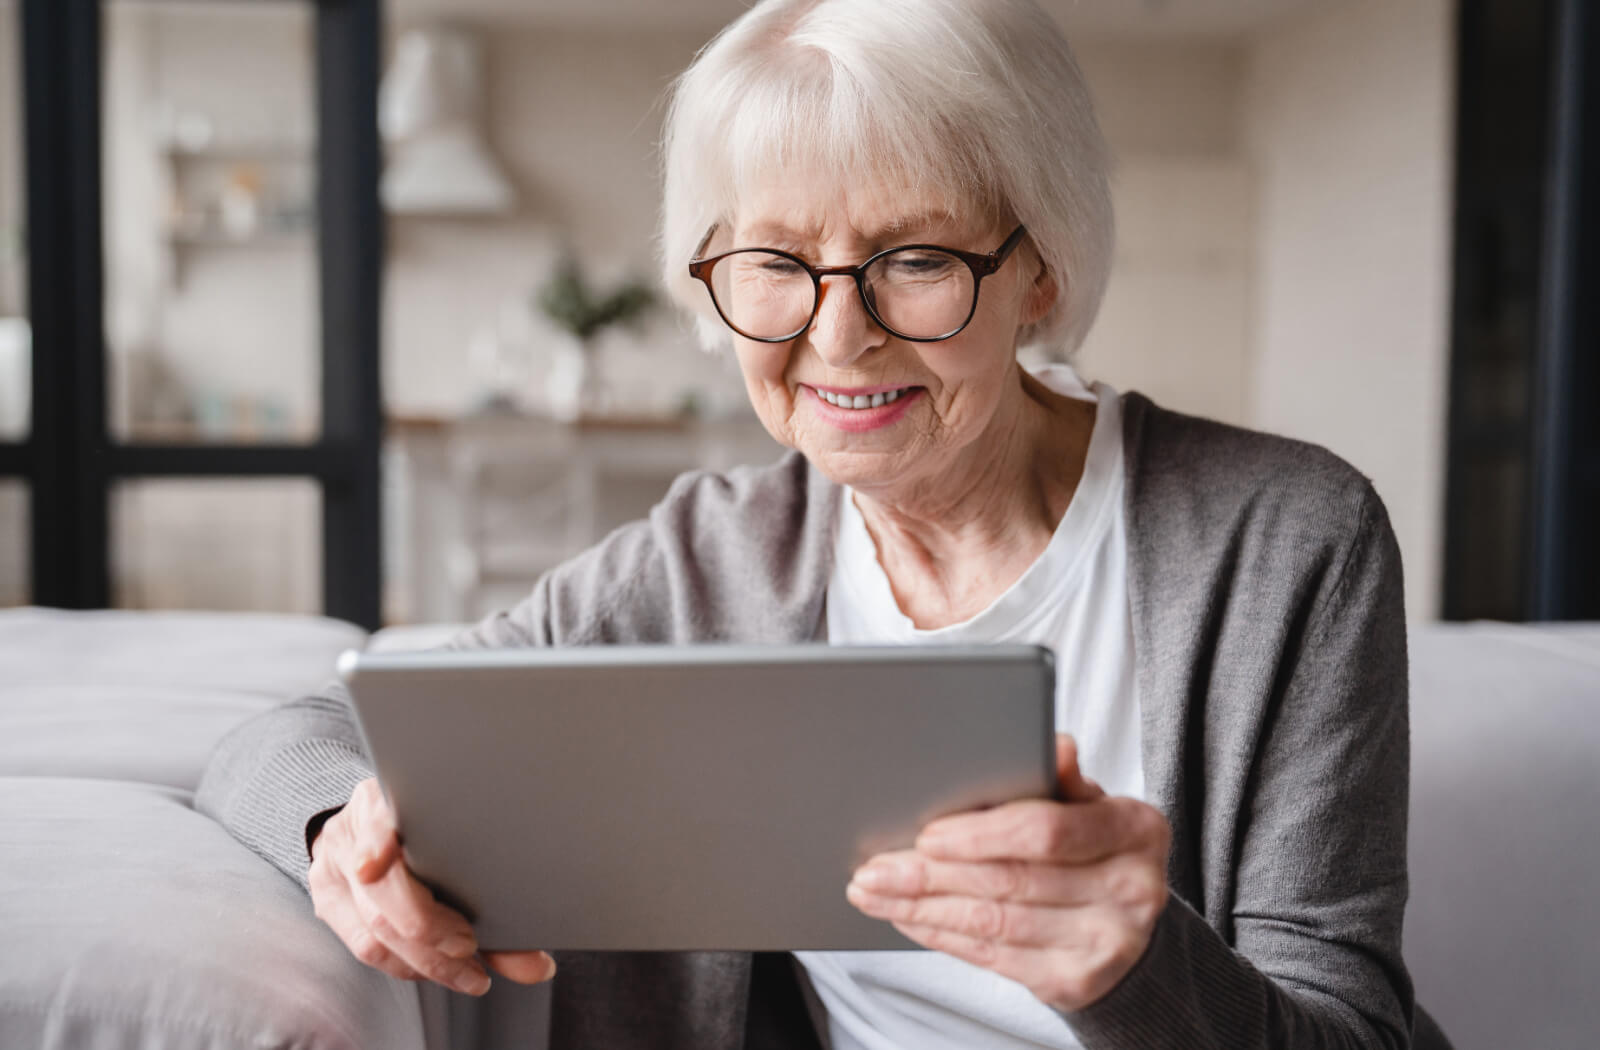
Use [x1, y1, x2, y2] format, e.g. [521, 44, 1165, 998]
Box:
[308, 778, 556, 995]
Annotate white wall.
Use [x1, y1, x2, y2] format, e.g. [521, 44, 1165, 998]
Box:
[383, 21, 748, 421]
[1073, 43, 1255, 425]
[1244, 0, 1455, 620]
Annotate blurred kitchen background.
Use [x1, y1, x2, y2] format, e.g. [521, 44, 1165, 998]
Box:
[1, 0, 1595, 628]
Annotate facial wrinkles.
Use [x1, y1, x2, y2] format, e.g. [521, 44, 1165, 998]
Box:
[730, 181, 1035, 492]
[734, 179, 982, 257]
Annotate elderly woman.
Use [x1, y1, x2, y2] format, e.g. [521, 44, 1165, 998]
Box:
[199, 1, 1429, 1048]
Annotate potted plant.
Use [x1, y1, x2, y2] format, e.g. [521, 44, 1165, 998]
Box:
[536, 258, 655, 420]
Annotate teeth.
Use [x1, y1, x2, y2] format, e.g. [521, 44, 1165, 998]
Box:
[817, 387, 913, 409]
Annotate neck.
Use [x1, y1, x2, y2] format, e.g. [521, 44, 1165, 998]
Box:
[850, 366, 1096, 628]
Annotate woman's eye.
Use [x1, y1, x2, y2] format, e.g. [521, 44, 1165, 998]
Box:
[759, 258, 806, 277]
[886, 252, 955, 276]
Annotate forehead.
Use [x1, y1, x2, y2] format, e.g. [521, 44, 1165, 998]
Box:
[731, 172, 994, 244]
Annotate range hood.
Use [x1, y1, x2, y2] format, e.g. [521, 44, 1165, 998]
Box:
[380, 27, 514, 215]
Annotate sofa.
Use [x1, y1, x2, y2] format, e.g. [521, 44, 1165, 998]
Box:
[1, 605, 1596, 1049]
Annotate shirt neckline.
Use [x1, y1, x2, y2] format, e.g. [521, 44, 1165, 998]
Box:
[833, 365, 1124, 641]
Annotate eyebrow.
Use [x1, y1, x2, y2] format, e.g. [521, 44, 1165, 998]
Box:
[881, 210, 955, 236]
[742, 210, 960, 245]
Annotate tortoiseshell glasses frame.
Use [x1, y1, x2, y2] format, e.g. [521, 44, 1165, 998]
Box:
[687, 224, 1030, 343]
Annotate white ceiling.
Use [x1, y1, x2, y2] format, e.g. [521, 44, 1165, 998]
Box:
[387, 0, 1341, 41]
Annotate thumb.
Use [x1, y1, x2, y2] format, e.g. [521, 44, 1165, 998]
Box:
[1056, 734, 1105, 802]
[354, 829, 400, 883]
[486, 950, 558, 984]
[352, 786, 402, 883]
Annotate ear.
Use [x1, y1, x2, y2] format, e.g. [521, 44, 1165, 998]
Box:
[1021, 259, 1060, 327]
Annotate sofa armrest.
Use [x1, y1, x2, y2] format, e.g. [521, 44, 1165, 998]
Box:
[0, 777, 427, 1050]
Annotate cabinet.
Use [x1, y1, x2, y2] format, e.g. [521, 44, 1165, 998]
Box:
[387, 414, 784, 623]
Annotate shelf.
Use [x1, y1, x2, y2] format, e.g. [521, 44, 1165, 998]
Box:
[160, 141, 313, 162]
[164, 228, 312, 248]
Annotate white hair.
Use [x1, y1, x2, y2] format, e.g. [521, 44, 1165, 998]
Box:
[658, 0, 1114, 357]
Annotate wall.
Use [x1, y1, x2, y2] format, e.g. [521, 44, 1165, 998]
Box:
[1244, 0, 1455, 620]
[383, 21, 748, 422]
[1073, 43, 1254, 425]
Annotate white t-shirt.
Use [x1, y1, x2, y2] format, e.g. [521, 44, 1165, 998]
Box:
[795, 364, 1143, 1050]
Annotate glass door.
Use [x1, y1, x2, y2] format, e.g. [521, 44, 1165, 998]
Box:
[13, 0, 382, 627]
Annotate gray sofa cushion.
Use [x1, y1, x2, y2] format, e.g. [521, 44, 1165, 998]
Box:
[0, 608, 364, 790]
[1407, 622, 1600, 1050]
[0, 607, 436, 1050]
[0, 776, 426, 1050]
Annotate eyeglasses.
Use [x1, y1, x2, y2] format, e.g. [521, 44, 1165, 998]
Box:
[688, 224, 1029, 343]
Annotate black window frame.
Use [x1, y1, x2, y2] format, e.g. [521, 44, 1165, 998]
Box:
[7, 0, 383, 629]
[1443, 0, 1599, 621]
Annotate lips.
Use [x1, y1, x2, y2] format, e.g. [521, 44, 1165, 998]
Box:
[812, 385, 918, 410]
[801, 384, 924, 432]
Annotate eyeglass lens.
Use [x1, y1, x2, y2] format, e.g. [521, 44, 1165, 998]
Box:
[709, 248, 977, 340]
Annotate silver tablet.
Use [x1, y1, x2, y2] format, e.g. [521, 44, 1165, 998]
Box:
[338, 644, 1056, 951]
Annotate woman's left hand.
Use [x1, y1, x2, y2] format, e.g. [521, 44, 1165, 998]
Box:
[846, 734, 1171, 1012]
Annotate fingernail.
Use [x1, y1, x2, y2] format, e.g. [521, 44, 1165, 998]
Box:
[852, 857, 912, 893]
[439, 933, 476, 959]
[539, 952, 559, 980]
[845, 881, 878, 909]
[457, 970, 491, 996]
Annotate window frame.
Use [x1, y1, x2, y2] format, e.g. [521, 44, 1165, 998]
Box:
[7, 0, 383, 628]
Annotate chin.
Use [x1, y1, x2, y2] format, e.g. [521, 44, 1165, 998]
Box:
[799, 444, 918, 492]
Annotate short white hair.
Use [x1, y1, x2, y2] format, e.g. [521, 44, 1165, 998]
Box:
[658, 0, 1114, 357]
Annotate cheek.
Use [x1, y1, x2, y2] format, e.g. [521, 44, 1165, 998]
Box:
[920, 327, 1016, 406]
[731, 341, 799, 436]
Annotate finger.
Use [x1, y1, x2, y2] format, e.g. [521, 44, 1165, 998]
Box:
[849, 884, 1099, 950]
[343, 921, 430, 983]
[350, 875, 490, 995]
[889, 918, 1046, 985]
[1055, 735, 1105, 802]
[889, 920, 1128, 1010]
[361, 908, 492, 996]
[485, 951, 559, 984]
[916, 797, 1163, 864]
[362, 857, 473, 946]
[311, 875, 427, 982]
[851, 850, 1157, 908]
[351, 780, 401, 883]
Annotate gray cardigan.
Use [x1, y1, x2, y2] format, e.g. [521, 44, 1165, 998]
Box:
[196, 392, 1415, 1050]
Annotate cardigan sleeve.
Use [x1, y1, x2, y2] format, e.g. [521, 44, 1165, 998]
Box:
[193, 685, 377, 891]
[1062, 482, 1414, 1050]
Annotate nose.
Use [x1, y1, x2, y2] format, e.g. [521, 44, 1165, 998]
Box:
[807, 274, 884, 368]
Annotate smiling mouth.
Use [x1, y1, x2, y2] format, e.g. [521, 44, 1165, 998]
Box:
[811, 386, 919, 410]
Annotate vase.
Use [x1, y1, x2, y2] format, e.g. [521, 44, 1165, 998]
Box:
[545, 337, 604, 421]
